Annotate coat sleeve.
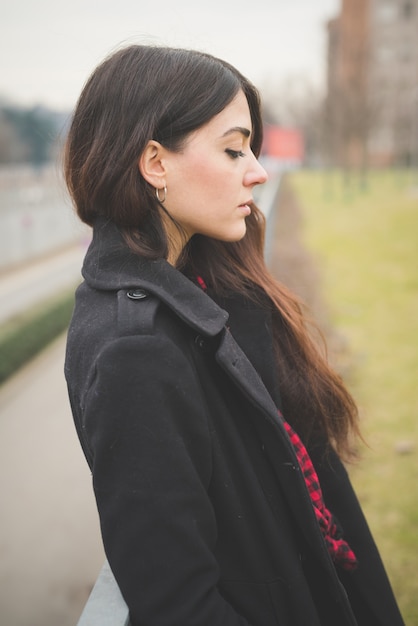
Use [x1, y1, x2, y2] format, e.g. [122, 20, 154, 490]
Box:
[82, 332, 252, 626]
[309, 445, 405, 626]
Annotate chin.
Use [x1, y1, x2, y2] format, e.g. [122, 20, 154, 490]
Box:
[202, 222, 247, 243]
[221, 223, 248, 242]
[216, 231, 247, 243]
[231, 226, 247, 241]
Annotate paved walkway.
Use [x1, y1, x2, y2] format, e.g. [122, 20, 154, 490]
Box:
[0, 334, 105, 626]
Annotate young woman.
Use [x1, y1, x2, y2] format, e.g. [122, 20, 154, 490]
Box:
[64, 45, 404, 626]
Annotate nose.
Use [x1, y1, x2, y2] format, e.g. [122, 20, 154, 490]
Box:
[244, 153, 268, 187]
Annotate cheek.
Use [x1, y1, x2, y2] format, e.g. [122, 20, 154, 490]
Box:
[190, 155, 220, 188]
[170, 149, 236, 215]
[170, 155, 213, 203]
[191, 159, 234, 207]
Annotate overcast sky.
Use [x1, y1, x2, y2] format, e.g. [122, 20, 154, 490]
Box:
[0, 0, 339, 111]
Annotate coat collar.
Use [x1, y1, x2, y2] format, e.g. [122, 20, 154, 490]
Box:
[82, 218, 228, 337]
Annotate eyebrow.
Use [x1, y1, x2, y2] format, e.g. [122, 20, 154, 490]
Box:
[222, 126, 251, 139]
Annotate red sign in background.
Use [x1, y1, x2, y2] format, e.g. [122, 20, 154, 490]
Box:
[262, 127, 304, 163]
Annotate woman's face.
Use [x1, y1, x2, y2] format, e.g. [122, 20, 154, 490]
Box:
[162, 90, 268, 256]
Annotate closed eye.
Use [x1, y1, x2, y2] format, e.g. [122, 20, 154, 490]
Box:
[225, 149, 245, 159]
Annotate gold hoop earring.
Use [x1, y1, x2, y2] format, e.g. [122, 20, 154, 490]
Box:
[156, 186, 167, 203]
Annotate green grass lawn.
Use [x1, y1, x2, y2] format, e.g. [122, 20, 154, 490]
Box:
[289, 168, 418, 625]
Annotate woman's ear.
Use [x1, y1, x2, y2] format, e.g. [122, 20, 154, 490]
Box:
[138, 140, 167, 188]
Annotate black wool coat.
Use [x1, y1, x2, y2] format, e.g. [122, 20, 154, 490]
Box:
[65, 218, 404, 626]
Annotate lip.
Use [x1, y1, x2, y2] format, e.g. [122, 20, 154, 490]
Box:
[238, 204, 252, 216]
[238, 199, 252, 213]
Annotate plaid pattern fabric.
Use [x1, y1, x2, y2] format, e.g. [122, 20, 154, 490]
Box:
[282, 417, 358, 571]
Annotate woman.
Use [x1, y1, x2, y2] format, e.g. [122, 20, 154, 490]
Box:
[64, 45, 404, 625]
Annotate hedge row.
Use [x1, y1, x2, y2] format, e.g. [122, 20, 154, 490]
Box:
[0, 290, 75, 385]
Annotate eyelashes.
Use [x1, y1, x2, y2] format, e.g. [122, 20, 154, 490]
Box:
[225, 149, 245, 159]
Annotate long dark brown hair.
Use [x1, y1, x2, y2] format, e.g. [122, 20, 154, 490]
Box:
[64, 44, 359, 459]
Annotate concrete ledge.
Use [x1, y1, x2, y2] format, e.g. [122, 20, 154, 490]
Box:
[77, 561, 130, 626]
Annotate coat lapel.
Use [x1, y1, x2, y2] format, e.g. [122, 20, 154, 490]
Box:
[215, 329, 337, 572]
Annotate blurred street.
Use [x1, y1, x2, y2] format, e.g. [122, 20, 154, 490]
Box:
[0, 236, 104, 626]
[0, 332, 105, 626]
[0, 166, 104, 625]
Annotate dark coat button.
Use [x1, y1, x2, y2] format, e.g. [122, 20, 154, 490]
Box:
[194, 335, 206, 350]
[127, 289, 148, 300]
[194, 335, 216, 353]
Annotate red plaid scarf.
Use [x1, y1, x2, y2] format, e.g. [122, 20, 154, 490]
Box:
[195, 276, 357, 571]
[282, 417, 357, 571]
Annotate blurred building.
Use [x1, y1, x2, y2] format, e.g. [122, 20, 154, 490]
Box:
[326, 0, 418, 167]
